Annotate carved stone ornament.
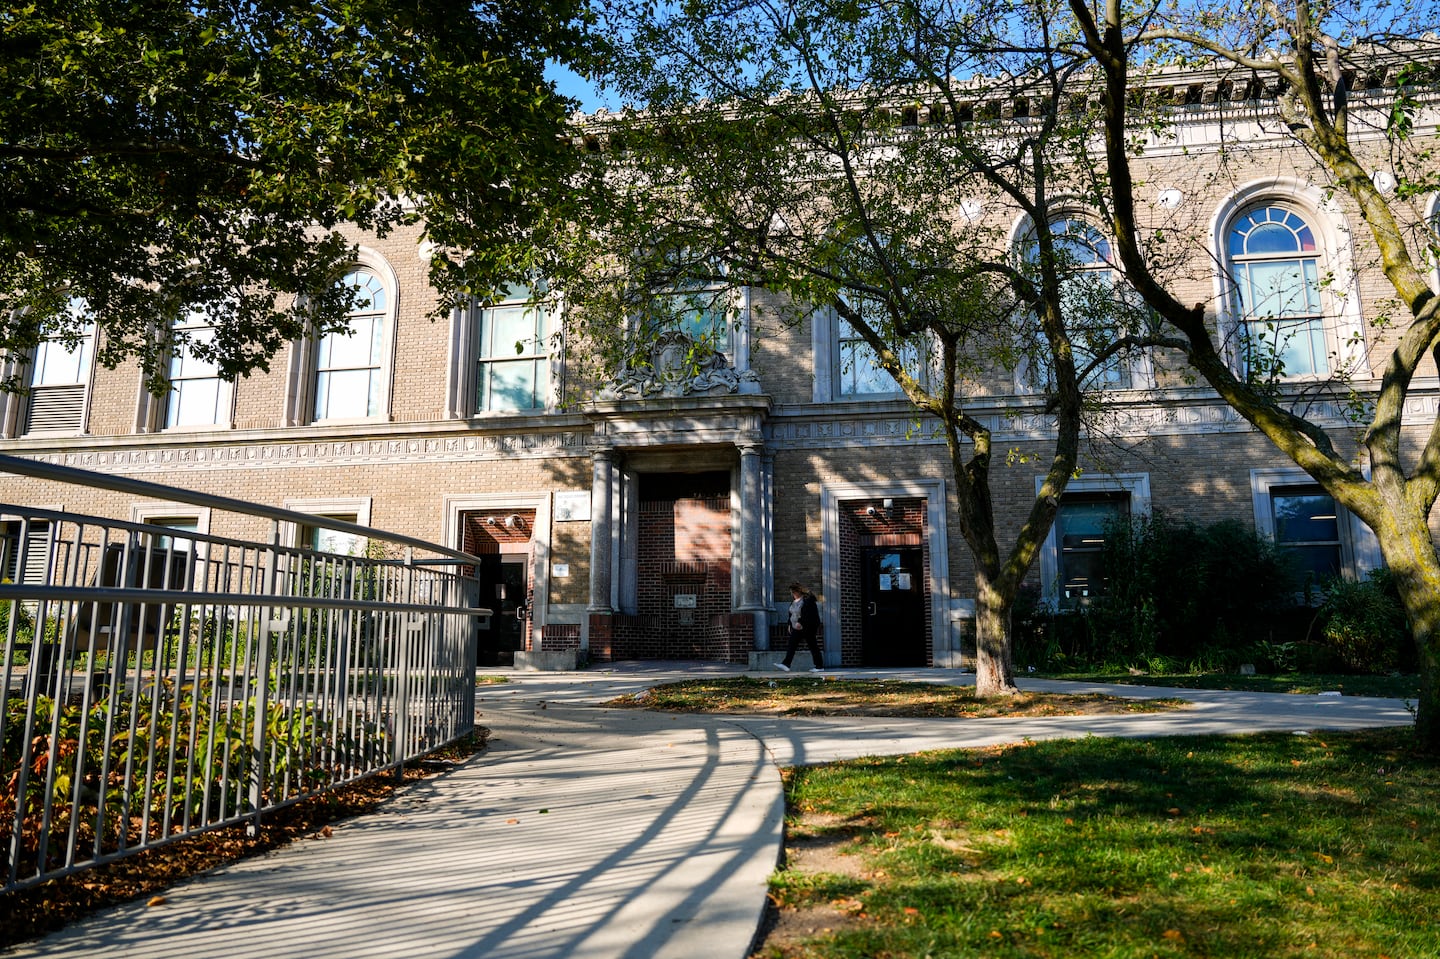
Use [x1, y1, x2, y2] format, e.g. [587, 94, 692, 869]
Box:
[601, 330, 760, 399]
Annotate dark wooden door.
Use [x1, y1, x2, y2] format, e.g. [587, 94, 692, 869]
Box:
[860, 546, 926, 667]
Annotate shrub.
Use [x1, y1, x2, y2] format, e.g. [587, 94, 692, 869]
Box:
[1316, 569, 1411, 673]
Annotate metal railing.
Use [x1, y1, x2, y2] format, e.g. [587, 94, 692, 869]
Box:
[0, 455, 486, 893]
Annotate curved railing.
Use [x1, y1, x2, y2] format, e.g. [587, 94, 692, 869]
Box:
[0, 454, 486, 893]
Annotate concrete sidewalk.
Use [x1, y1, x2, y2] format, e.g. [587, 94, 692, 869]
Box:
[11, 666, 1414, 959]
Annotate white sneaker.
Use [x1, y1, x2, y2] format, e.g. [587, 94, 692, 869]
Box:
[809, 667, 822, 672]
[775, 663, 790, 671]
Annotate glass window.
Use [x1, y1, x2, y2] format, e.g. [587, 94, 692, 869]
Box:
[477, 283, 549, 412]
[656, 278, 731, 351]
[1229, 205, 1328, 377]
[1026, 219, 1132, 390]
[836, 295, 923, 396]
[1271, 486, 1341, 582]
[315, 269, 388, 420]
[306, 514, 366, 556]
[1056, 493, 1128, 607]
[26, 298, 95, 433]
[166, 308, 230, 428]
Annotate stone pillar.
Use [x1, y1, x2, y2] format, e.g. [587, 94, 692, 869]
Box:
[588, 447, 617, 614]
[737, 439, 768, 646]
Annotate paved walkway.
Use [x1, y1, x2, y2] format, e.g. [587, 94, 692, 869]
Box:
[13, 666, 1413, 959]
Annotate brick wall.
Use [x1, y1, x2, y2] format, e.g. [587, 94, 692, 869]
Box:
[620, 495, 745, 661]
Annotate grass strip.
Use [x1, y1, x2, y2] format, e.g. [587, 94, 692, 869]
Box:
[606, 677, 1186, 718]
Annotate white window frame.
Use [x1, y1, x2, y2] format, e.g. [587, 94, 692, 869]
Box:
[811, 305, 933, 403]
[1036, 473, 1151, 610]
[1249, 468, 1381, 584]
[282, 496, 373, 555]
[1211, 179, 1365, 382]
[161, 309, 235, 431]
[24, 299, 97, 436]
[285, 249, 399, 426]
[1008, 213, 1154, 395]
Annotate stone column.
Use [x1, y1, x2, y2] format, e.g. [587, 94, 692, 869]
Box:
[588, 447, 617, 614]
[738, 439, 767, 646]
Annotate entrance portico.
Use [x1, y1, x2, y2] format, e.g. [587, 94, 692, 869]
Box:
[584, 393, 774, 661]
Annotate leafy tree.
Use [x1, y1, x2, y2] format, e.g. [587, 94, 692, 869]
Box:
[1063, 0, 1440, 748]
[564, 0, 1159, 694]
[1, 0, 589, 387]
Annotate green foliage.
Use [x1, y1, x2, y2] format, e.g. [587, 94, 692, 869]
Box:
[1, 687, 386, 878]
[1016, 513, 1302, 671]
[1, 0, 591, 386]
[1316, 569, 1413, 674]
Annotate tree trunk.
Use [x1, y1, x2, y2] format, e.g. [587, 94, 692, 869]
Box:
[973, 568, 1019, 697]
[1372, 511, 1440, 753]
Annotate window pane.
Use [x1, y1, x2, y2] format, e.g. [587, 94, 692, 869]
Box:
[169, 378, 224, 428]
[1057, 495, 1127, 607]
[32, 331, 93, 386]
[315, 369, 375, 419]
[1272, 489, 1341, 582]
[482, 360, 540, 412]
[484, 304, 541, 356]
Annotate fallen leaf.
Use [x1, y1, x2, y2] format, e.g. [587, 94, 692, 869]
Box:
[506, 818, 519, 825]
[147, 896, 167, 907]
[903, 907, 920, 915]
[320, 826, 333, 838]
[1162, 929, 1184, 942]
[988, 930, 1003, 939]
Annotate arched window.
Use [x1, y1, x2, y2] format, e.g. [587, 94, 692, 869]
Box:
[1227, 205, 1327, 378]
[1019, 217, 1143, 391]
[314, 268, 390, 420]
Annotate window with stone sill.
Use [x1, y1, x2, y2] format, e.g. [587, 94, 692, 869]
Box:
[1019, 217, 1148, 393]
[164, 307, 234, 429]
[313, 268, 390, 420]
[1226, 204, 1330, 379]
[476, 282, 551, 413]
[24, 298, 96, 435]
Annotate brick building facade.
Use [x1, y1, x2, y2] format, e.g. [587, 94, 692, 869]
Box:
[2, 84, 1437, 668]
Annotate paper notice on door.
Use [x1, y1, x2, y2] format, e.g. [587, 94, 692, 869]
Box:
[878, 574, 893, 591]
[896, 572, 912, 590]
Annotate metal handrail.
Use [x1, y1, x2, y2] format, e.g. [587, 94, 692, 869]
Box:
[0, 458, 487, 894]
[0, 453, 477, 564]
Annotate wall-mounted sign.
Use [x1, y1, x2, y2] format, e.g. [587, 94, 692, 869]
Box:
[554, 491, 590, 522]
[552, 563, 570, 578]
[673, 594, 698, 609]
[896, 572, 913, 590]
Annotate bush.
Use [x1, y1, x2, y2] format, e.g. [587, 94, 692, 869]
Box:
[1018, 512, 1306, 672]
[1316, 569, 1412, 673]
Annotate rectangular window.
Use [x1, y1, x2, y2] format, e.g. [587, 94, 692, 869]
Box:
[166, 311, 230, 428]
[836, 303, 924, 397]
[27, 303, 95, 434]
[1270, 486, 1341, 582]
[658, 280, 731, 352]
[305, 514, 366, 556]
[1056, 493, 1128, 607]
[2, 519, 52, 587]
[477, 284, 549, 412]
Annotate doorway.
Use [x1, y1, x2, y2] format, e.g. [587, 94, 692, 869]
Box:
[477, 554, 528, 667]
[860, 546, 926, 666]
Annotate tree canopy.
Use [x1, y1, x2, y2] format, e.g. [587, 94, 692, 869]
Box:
[563, 0, 1159, 694]
[0, 0, 590, 387]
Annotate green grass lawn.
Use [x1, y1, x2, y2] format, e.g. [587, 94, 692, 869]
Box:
[759, 729, 1438, 959]
[1035, 671, 1421, 700]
